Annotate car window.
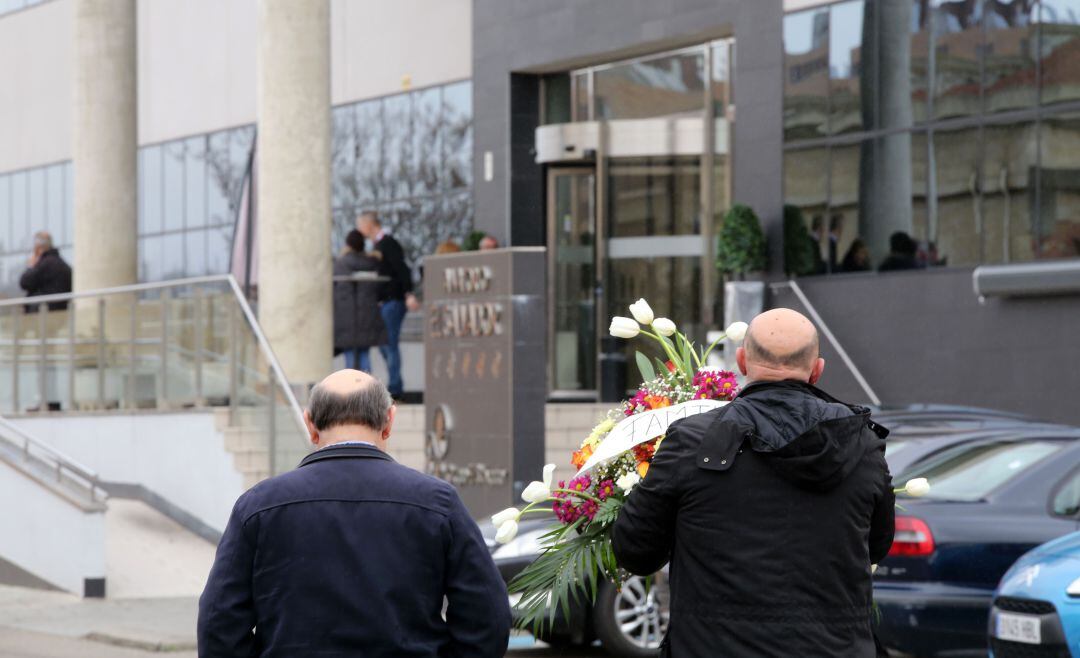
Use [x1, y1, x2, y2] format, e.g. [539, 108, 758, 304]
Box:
[1052, 469, 1080, 517]
[884, 439, 910, 458]
[898, 440, 1064, 502]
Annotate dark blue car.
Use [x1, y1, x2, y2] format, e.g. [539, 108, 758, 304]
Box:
[874, 430, 1080, 656]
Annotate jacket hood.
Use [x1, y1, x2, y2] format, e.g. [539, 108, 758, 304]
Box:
[732, 380, 882, 491]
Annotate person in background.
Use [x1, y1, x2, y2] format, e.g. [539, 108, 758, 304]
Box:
[333, 230, 385, 374]
[198, 370, 511, 656]
[435, 240, 462, 255]
[20, 231, 72, 312]
[879, 231, 921, 272]
[356, 211, 412, 399]
[809, 215, 826, 274]
[478, 235, 499, 250]
[827, 214, 843, 273]
[841, 238, 872, 273]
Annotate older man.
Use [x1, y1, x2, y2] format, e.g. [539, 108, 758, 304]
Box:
[19, 231, 72, 312]
[612, 308, 895, 657]
[198, 370, 510, 657]
[356, 212, 412, 398]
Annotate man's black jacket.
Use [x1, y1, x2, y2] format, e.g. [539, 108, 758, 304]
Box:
[374, 234, 413, 302]
[197, 444, 511, 657]
[19, 249, 72, 311]
[612, 381, 895, 657]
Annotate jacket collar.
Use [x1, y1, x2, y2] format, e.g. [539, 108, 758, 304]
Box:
[736, 379, 841, 404]
[298, 443, 395, 468]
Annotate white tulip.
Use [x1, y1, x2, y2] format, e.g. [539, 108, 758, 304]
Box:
[616, 472, 641, 493]
[629, 299, 655, 325]
[494, 519, 519, 544]
[521, 464, 557, 503]
[609, 316, 640, 339]
[724, 321, 749, 343]
[904, 478, 931, 498]
[491, 507, 520, 527]
[652, 318, 677, 337]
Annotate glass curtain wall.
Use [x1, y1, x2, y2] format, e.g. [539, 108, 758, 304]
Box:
[0, 162, 72, 297]
[783, 0, 1080, 275]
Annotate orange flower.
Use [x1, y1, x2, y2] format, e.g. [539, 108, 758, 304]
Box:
[571, 444, 594, 470]
[643, 395, 672, 410]
[636, 461, 650, 478]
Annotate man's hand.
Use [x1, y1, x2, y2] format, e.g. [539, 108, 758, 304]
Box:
[405, 293, 421, 312]
[27, 247, 43, 268]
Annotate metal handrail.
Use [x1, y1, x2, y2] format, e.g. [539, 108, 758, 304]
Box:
[0, 414, 106, 503]
[0, 274, 307, 442]
[772, 280, 883, 406]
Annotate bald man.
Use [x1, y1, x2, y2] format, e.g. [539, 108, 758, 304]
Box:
[612, 309, 894, 657]
[198, 370, 510, 657]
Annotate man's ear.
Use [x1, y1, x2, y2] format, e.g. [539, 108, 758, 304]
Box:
[735, 346, 748, 376]
[383, 405, 397, 441]
[303, 410, 319, 447]
[808, 357, 826, 385]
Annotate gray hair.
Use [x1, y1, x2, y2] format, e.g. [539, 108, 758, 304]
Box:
[33, 231, 53, 250]
[307, 378, 393, 431]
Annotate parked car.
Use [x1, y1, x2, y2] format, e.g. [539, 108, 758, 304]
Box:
[874, 430, 1080, 656]
[989, 531, 1080, 657]
[480, 513, 667, 657]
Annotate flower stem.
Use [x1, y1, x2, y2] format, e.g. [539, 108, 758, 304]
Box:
[551, 488, 603, 504]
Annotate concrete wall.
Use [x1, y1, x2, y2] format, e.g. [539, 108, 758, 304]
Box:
[472, 0, 784, 260]
[0, 0, 472, 171]
[0, 459, 105, 594]
[772, 269, 1080, 426]
[13, 411, 244, 532]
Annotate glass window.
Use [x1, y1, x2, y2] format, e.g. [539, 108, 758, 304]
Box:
[205, 131, 232, 227]
[139, 235, 163, 282]
[63, 162, 73, 248]
[141, 146, 164, 234]
[784, 147, 829, 273]
[932, 126, 983, 267]
[355, 100, 383, 204]
[898, 440, 1063, 501]
[163, 140, 185, 232]
[608, 157, 701, 238]
[931, 0, 982, 120]
[829, 1, 865, 134]
[1036, 113, 1080, 260]
[27, 167, 45, 235]
[593, 49, 706, 121]
[11, 171, 29, 250]
[711, 41, 732, 114]
[413, 87, 442, 195]
[443, 81, 472, 190]
[332, 104, 359, 211]
[160, 231, 185, 280]
[784, 8, 830, 141]
[185, 136, 207, 229]
[45, 164, 64, 245]
[185, 230, 207, 277]
[206, 224, 232, 275]
[1039, 0, 1080, 106]
[383, 94, 412, 199]
[572, 72, 590, 121]
[980, 121, 1038, 264]
[983, 1, 1036, 113]
[542, 73, 572, 125]
[910, 0, 931, 123]
[0, 175, 10, 252]
[1052, 469, 1080, 517]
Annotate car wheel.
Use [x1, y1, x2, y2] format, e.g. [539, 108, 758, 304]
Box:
[593, 575, 669, 657]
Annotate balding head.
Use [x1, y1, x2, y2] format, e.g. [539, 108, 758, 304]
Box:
[736, 308, 826, 385]
[304, 369, 396, 450]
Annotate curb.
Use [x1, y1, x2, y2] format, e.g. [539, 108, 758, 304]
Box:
[84, 632, 196, 653]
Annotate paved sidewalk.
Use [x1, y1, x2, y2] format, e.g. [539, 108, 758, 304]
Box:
[0, 585, 196, 654]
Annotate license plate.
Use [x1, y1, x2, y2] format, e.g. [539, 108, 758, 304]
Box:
[995, 612, 1042, 645]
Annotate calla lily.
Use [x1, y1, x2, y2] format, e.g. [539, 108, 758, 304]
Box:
[724, 321, 749, 342]
[629, 298, 655, 325]
[616, 472, 641, 493]
[521, 464, 557, 503]
[494, 519, 519, 544]
[609, 316, 640, 339]
[904, 477, 930, 498]
[652, 318, 677, 337]
[491, 507, 520, 527]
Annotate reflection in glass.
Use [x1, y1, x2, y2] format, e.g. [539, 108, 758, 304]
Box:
[45, 164, 64, 244]
[27, 168, 44, 235]
[140, 236, 163, 282]
[784, 147, 829, 269]
[383, 94, 412, 199]
[141, 146, 163, 234]
[206, 225, 233, 275]
[910, 1, 931, 123]
[413, 87, 442, 195]
[931, 0, 982, 120]
[593, 50, 705, 120]
[572, 73, 589, 121]
[1039, 0, 1080, 106]
[443, 81, 472, 189]
[1037, 113, 1080, 260]
[332, 105, 359, 211]
[543, 74, 572, 125]
[161, 232, 185, 281]
[711, 41, 731, 115]
[185, 230, 207, 277]
[11, 172, 28, 250]
[185, 136, 207, 229]
[932, 127, 983, 267]
[981, 122, 1037, 263]
[551, 172, 595, 392]
[163, 141, 185, 232]
[608, 157, 701, 237]
[355, 100, 383, 204]
[205, 132, 231, 226]
[0, 176, 10, 251]
[784, 8, 830, 140]
[829, 1, 864, 134]
[984, 1, 1036, 113]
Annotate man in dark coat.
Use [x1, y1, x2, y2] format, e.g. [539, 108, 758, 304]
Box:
[612, 308, 895, 657]
[357, 212, 412, 398]
[197, 369, 511, 657]
[19, 231, 72, 312]
[333, 230, 386, 373]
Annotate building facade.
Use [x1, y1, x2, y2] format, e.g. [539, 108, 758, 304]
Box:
[2, 0, 1079, 422]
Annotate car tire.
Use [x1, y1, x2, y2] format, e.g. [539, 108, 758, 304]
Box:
[593, 575, 669, 657]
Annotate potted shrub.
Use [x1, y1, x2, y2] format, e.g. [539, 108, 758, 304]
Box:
[783, 204, 819, 277]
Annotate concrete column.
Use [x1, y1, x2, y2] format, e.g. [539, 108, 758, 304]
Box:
[256, 0, 333, 384]
[72, 0, 138, 292]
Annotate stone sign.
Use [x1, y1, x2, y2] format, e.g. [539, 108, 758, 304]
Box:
[423, 248, 546, 518]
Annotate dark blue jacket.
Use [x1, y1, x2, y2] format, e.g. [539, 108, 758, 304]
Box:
[197, 443, 511, 657]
